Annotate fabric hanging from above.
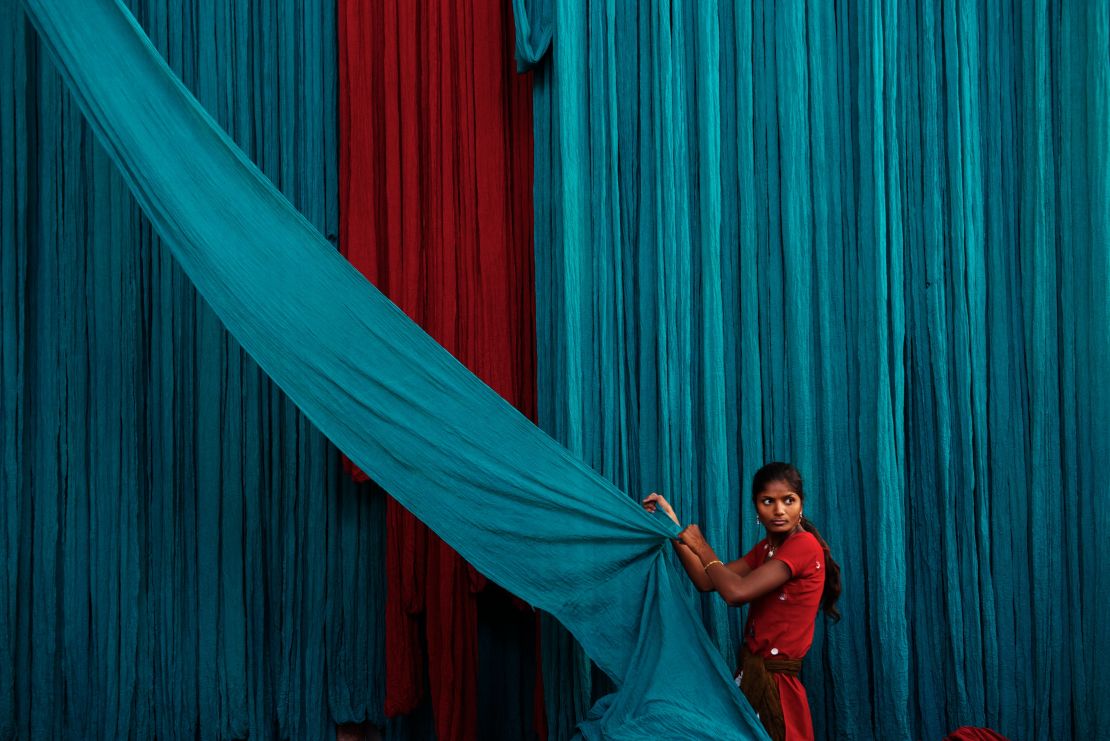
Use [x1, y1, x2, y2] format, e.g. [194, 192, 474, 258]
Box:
[337, 0, 541, 738]
[0, 1, 391, 739]
[15, 0, 772, 738]
[512, 1, 1110, 739]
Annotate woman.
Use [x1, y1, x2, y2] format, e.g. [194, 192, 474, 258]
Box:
[642, 462, 841, 741]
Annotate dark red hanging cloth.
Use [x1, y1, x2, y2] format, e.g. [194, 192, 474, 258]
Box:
[338, 1, 540, 739]
[943, 728, 1011, 741]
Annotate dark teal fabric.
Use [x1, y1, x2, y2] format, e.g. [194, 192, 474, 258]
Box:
[9, 0, 773, 739]
[0, 1, 391, 738]
[515, 1, 1109, 739]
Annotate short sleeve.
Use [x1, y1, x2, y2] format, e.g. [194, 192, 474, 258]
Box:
[741, 540, 766, 570]
[772, 532, 823, 578]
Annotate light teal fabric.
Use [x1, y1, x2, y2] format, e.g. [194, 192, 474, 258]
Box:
[0, 1, 392, 738]
[11, 0, 771, 739]
[515, 1, 1110, 739]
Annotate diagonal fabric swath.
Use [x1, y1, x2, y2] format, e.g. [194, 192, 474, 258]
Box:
[15, 0, 772, 738]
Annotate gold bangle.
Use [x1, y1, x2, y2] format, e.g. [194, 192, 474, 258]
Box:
[703, 559, 724, 573]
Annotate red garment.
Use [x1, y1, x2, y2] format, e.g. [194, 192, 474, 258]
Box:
[741, 531, 825, 741]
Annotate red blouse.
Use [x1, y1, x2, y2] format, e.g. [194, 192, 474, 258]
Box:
[740, 530, 826, 741]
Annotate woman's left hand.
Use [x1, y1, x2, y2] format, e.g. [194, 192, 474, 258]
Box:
[642, 492, 681, 526]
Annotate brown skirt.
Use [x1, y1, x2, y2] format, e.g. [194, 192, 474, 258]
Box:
[737, 647, 803, 741]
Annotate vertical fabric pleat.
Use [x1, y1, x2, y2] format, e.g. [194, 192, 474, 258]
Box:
[338, 1, 541, 739]
[514, 0, 1110, 739]
[1, 1, 389, 739]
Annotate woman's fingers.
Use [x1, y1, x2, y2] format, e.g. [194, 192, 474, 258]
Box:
[642, 493, 682, 525]
[679, 524, 705, 545]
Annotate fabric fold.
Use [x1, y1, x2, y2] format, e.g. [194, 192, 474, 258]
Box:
[17, 0, 768, 737]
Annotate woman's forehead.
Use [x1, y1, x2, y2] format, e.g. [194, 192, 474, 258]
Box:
[758, 481, 796, 496]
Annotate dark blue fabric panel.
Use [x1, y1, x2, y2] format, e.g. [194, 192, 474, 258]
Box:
[1, 2, 390, 738]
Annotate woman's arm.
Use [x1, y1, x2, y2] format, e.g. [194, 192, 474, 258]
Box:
[679, 525, 790, 605]
[674, 547, 754, 592]
[673, 539, 715, 591]
[641, 494, 753, 592]
[643, 493, 712, 590]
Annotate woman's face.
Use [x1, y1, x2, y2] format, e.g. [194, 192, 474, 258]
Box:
[754, 480, 803, 535]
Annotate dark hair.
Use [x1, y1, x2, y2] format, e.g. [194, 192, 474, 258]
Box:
[751, 462, 842, 622]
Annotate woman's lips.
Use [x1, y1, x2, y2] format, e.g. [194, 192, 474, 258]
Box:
[770, 519, 788, 526]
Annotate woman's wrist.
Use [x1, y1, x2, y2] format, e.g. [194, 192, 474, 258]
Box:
[702, 559, 724, 573]
[694, 547, 717, 565]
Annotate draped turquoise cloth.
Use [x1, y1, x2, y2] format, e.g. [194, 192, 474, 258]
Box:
[515, 1, 1109, 739]
[8, 0, 773, 739]
[3, 1, 543, 737]
[0, 1, 394, 738]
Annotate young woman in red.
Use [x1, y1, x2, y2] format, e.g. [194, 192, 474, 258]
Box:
[642, 462, 841, 741]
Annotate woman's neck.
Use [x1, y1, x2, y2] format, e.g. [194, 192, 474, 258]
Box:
[766, 526, 800, 548]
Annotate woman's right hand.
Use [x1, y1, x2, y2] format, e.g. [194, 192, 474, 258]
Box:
[641, 492, 681, 526]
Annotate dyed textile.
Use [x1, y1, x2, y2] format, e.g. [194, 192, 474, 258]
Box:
[14, 0, 770, 738]
[0, 1, 388, 739]
[337, 1, 540, 737]
[943, 728, 1010, 741]
[513, 0, 1110, 738]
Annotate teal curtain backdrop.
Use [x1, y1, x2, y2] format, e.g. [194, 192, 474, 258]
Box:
[6, 0, 786, 739]
[0, 1, 391, 739]
[514, 1, 1109, 740]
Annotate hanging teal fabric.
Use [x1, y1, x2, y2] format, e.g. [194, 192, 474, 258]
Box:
[0, 1, 390, 739]
[514, 0, 1109, 739]
[10, 0, 774, 739]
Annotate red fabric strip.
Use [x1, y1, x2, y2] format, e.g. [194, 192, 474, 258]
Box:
[338, 1, 538, 738]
